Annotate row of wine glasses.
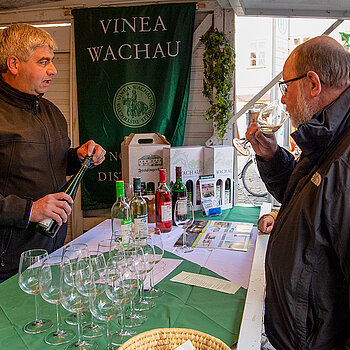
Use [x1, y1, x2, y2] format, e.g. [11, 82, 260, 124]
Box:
[18, 229, 166, 349]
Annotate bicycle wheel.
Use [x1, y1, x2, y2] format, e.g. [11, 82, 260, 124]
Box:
[241, 160, 267, 197]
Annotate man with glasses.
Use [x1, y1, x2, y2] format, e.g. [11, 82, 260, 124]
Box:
[247, 35, 350, 349]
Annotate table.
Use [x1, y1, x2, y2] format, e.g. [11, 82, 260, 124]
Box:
[0, 206, 261, 349]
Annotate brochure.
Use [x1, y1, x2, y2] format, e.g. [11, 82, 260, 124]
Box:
[199, 175, 222, 216]
[175, 220, 253, 251]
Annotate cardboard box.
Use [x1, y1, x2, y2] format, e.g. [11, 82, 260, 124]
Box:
[121, 133, 170, 188]
[163, 146, 204, 210]
[204, 146, 234, 210]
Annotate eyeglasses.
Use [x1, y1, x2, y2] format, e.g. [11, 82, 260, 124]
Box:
[278, 74, 307, 96]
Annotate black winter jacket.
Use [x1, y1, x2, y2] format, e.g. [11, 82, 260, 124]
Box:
[258, 86, 350, 350]
[0, 79, 81, 279]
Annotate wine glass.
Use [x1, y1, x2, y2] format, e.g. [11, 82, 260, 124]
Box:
[144, 226, 164, 298]
[232, 100, 289, 155]
[133, 239, 156, 312]
[110, 258, 140, 346]
[82, 251, 106, 338]
[89, 266, 125, 350]
[124, 240, 147, 328]
[174, 199, 194, 253]
[39, 255, 75, 345]
[63, 243, 91, 327]
[18, 249, 53, 334]
[98, 238, 125, 267]
[60, 257, 97, 350]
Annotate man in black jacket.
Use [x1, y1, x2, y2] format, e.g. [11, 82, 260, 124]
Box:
[0, 23, 106, 281]
[247, 36, 350, 349]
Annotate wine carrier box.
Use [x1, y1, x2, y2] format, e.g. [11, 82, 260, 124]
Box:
[163, 146, 204, 211]
[121, 133, 170, 188]
[203, 146, 234, 210]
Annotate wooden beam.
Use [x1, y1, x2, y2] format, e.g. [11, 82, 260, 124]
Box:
[192, 13, 213, 53]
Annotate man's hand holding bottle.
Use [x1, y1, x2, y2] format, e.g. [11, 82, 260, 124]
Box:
[30, 140, 106, 230]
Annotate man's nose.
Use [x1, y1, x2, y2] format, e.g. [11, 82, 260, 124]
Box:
[47, 62, 57, 76]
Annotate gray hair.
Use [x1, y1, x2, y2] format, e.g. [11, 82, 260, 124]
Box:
[0, 23, 57, 73]
[292, 35, 350, 88]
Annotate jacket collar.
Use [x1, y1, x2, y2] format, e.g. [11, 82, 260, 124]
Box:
[0, 78, 43, 111]
[292, 85, 350, 158]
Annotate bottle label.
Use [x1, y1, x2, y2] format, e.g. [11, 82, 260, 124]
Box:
[161, 201, 172, 222]
[177, 199, 188, 216]
[121, 219, 132, 244]
[37, 218, 52, 229]
[225, 190, 230, 204]
[133, 215, 148, 238]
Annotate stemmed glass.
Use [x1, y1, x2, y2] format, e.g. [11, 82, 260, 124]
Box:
[60, 256, 97, 350]
[124, 242, 148, 328]
[232, 100, 289, 156]
[39, 255, 75, 345]
[82, 251, 106, 338]
[144, 227, 164, 298]
[18, 249, 53, 334]
[134, 239, 156, 312]
[110, 253, 140, 345]
[174, 199, 194, 253]
[98, 238, 125, 267]
[63, 243, 91, 327]
[89, 266, 125, 350]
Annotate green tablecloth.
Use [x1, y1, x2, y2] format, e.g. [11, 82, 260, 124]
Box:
[0, 206, 261, 349]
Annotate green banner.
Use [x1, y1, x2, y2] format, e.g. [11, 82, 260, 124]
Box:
[72, 3, 196, 210]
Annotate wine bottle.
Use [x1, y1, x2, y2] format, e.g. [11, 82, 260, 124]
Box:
[111, 180, 131, 244]
[130, 177, 148, 238]
[145, 182, 156, 223]
[171, 166, 187, 224]
[156, 169, 172, 232]
[225, 178, 231, 205]
[186, 180, 193, 205]
[35, 155, 92, 238]
[216, 181, 222, 205]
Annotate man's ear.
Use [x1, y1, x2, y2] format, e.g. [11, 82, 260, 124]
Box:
[307, 71, 322, 97]
[6, 56, 19, 75]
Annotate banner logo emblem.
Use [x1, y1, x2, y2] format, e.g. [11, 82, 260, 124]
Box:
[113, 82, 156, 128]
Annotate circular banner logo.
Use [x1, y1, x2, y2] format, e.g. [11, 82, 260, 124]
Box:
[113, 82, 156, 128]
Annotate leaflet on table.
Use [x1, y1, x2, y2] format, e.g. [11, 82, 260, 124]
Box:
[175, 220, 253, 252]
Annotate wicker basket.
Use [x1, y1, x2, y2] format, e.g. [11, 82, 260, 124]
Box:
[118, 328, 231, 350]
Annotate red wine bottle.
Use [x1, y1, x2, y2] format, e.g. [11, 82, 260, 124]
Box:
[35, 155, 92, 238]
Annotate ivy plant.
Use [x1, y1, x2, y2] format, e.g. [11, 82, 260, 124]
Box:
[201, 28, 235, 139]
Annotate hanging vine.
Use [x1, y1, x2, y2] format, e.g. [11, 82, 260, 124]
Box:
[201, 28, 235, 139]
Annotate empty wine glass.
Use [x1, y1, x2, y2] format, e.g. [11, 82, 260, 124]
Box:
[82, 251, 106, 338]
[18, 249, 53, 334]
[124, 240, 147, 328]
[232, 100, 289, 155]
[174, 199, 194, 253]
[110, 258, 140, 346]
[133, 239, 156, 312]
[63, 243, 91, 327]
[144, 226, 164, 298]
[61, 257, 97, 350]
[89, 266, 124, 350]
[39, 255, 75, 345]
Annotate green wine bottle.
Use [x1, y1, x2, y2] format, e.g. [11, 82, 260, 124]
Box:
[111, 180, 131, 244]
[35, 155, 92, 238]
